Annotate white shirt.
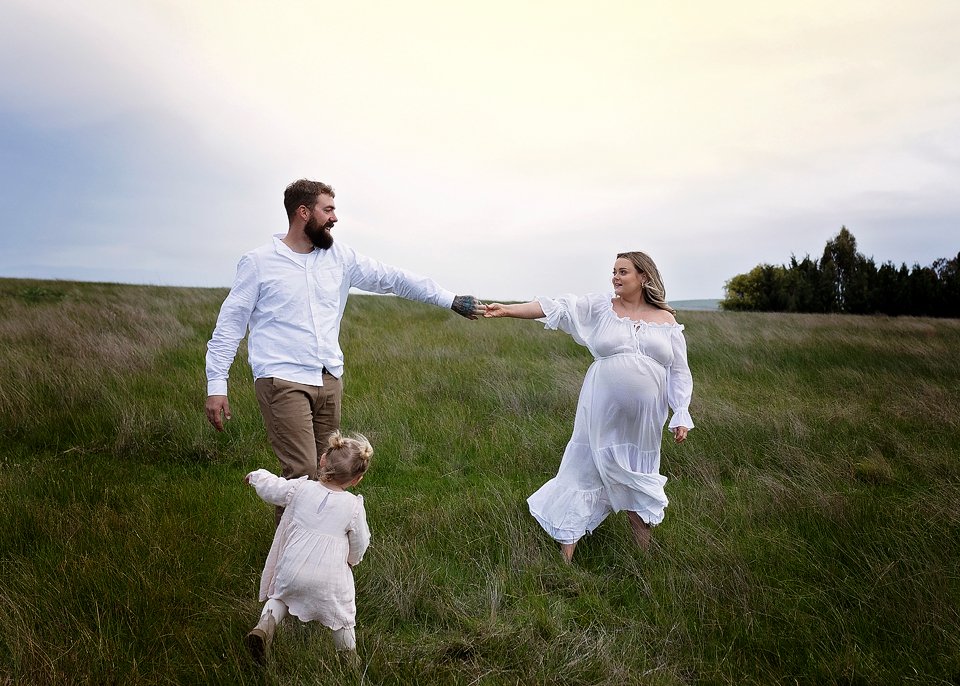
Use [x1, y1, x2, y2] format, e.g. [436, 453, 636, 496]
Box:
[206, 236, 455, 395]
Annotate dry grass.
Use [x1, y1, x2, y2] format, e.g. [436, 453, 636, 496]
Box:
[1, 280, 959, 684]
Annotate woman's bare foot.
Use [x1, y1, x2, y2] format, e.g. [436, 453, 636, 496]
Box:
[560, 541, 577, 563]
[626, 511, 652, 550]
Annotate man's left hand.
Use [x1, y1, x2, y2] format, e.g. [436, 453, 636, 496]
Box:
[452, 295, 485, 320]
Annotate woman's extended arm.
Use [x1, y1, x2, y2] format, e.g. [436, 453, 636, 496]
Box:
[484, 301, 545, 319]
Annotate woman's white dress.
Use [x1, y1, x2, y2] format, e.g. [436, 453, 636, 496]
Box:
[527, 293, 694, 544]
[246, 469, 370, 629]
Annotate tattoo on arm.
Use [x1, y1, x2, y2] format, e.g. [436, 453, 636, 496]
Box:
[451, 295, 479, 318]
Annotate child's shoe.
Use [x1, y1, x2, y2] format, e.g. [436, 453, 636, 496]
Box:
[244, 609, 276, 665]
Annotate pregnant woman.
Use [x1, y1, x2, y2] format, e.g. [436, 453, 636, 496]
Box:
[484, 251, 694, 562]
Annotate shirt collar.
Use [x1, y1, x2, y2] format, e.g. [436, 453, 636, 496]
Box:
[272, 234, 318, 265]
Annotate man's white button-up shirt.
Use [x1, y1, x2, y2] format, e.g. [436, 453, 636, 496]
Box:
[205, 235, 455, 395]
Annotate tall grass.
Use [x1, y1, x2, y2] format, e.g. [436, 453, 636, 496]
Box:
[1, 277, 958, 684]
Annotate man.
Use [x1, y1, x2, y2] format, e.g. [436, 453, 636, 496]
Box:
[205, 179, 483, 503]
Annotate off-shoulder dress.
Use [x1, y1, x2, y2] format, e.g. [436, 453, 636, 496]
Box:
[527, 293, 694, 544]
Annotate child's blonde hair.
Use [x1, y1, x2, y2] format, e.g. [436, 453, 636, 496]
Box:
[318, 431, 373, 485]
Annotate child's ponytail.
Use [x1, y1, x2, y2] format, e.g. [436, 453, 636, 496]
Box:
[319, 431, 373, 485]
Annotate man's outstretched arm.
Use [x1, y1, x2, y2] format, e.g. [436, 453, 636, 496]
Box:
[347, 247, 485, 319]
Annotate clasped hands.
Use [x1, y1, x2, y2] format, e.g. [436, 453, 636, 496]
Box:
[452, 296, 517, 320]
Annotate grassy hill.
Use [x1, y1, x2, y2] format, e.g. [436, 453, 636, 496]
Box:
[1, 277, 958, 685]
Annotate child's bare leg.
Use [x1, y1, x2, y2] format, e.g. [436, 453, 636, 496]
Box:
[560, 540, 578, 563]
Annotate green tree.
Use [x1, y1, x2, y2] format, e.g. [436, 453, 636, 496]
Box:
[820, 226, 866, 312]
[909, 264, 940, 316]
[720, 226, 956, 317]
[932, 253, 960, 317]
[784, 254, 829, 312]
[721, 264, 788, 311]
[874, 262, 910, 316]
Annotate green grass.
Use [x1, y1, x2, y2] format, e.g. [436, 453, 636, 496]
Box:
[1, 277, 959, 685]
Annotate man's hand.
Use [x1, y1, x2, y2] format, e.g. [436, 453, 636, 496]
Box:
[205, 395, 232, 431]
[451, 295, 485, 320]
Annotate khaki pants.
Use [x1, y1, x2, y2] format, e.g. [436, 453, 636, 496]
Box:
[254, 373, 342, 480]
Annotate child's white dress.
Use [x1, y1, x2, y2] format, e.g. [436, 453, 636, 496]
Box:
[246, 469, 370, 630]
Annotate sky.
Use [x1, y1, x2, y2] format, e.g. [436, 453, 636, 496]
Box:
[1, 0, 958, 302]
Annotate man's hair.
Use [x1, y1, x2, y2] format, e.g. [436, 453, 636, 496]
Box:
[284, 179, 335, 220]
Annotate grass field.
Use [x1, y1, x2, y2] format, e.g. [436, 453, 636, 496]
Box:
[1, 277, 958, 685]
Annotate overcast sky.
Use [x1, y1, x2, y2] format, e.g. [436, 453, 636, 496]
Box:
[1, 0, 958, 302]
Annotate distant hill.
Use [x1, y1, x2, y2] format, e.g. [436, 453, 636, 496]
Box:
[672, 298, 720, 311]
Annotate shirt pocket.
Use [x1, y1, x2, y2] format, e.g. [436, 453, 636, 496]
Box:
[309, 266, 344, 300]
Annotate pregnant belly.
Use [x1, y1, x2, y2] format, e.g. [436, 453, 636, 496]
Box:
[591, 359, 666, 434]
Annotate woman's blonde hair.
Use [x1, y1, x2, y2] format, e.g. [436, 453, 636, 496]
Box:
[617, 251, 676, 315]
[318, 431, 373, 485]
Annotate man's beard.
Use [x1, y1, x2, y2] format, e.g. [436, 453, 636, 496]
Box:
[304, 216, 334, 249]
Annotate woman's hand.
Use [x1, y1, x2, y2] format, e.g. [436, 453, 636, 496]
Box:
[484, 303, 510, 318]
[673, 426, 689, 444]
[484, 301, 546, 319]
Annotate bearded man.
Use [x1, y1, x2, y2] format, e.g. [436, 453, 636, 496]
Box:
[205, 179, 483, 516]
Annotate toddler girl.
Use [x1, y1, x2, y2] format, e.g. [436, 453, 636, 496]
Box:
[243, 430, 372, 663]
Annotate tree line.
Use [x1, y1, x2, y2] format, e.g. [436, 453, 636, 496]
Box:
[720, 227, 959, 317]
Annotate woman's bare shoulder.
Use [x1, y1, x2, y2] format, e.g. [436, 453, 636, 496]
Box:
[645, 308, 677, 325]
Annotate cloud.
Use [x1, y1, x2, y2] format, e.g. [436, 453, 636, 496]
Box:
[1, 0, 958, 302]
